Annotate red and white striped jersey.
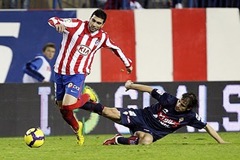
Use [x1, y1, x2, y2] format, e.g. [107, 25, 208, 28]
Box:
[48, 17, 132, 75]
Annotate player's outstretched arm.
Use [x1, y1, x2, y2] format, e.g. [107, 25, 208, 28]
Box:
[48, 17, 73, 33]
[204, 124, 228, 144]
[125, 80, 153, 93]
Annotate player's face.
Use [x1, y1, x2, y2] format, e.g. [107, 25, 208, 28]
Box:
[88, 15, 104, 33]
[175, 99, 189, 112]
[44, 47, 55, 60]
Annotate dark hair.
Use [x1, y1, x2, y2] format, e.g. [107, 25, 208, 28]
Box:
[90, 8, 107, 23]
[42, 43, 55, 52]
[182, 92, 198, 109]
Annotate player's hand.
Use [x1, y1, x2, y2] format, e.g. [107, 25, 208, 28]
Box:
[125, 80, 133, 91]
[55, 24, 66, 33]
[126, 66, 133, 74]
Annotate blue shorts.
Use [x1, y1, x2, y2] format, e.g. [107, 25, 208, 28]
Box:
[54, 72, 86, 101]
[118, 108, 167, 142]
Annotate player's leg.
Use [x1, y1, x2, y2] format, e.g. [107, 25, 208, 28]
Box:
[103, 134, 139, 145]
[61, 93, 87, 145]
[55, 73, 89, 145]
[102, 107, 121, 122]
[103, 131, 153, 145]
[103, 108, 153, 145]
[80, 102, 121, 122]
[134, 131, 153, 145]
[78, 85, 121, 121]
[63, 74, 90, 145]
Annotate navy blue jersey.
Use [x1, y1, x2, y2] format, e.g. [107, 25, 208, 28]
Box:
[144, 89, 206, 134]
[119, 89, 206, 141]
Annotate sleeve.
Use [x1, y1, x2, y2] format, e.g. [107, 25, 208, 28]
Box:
[23, 58, 45, 82]
[188, 113, 207, 129]
[151, 89, 164, 99]
[102, 36, 132, 68]
[48, 17, 81, 28]
[151, 89, 168, 101]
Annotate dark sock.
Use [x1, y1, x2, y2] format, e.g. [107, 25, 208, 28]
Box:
[60, 109, 79, 131]
[81, 102, 104, 115]
[117, 136, 139, 145]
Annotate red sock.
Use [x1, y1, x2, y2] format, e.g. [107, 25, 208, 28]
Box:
[59, 94, 90, 131]
[65, 94, 90, 110]
[60, 109, 79, 131]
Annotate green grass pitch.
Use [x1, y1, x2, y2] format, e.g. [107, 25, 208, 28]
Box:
[0, 132, 239, 160]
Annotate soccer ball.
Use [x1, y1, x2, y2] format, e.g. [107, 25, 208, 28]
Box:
[24, 128, 45, 148]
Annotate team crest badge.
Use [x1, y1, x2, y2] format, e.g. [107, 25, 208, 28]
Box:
[94, 39, 100, 46]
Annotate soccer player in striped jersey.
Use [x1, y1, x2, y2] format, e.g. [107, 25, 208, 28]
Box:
[79, 80, 227, 145]
[48, 9, 133, 145]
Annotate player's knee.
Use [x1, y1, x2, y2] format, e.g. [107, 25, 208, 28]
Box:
[138, 134, 153, 145]
[140, 139, 153, 145]
[139, 137, 153, 145]
[102, 108, 111, 117]
[102, 108, 120, 119]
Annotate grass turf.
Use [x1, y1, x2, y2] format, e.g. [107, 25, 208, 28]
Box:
[0, 132, 239, 160]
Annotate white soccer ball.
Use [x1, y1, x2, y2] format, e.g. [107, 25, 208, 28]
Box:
[24, 128, 45, 148]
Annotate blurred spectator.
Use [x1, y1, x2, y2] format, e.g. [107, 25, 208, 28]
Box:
[104, 0, 130, 9]
[96, 0, 107, 8]
[1, 0, 239, 10]
[22, 43, 56, 83]
[2, 0, 29, 9]
[186, 0, 240, 8]
[142, 0, 149, 8]
[144, 0, 240, 8]
[130, 0, 143, 9]
[144, 0, 171, 8]
[52, 0, 62, 9]
[104, 0, 143, 9]
[172, 0, 183, 8]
